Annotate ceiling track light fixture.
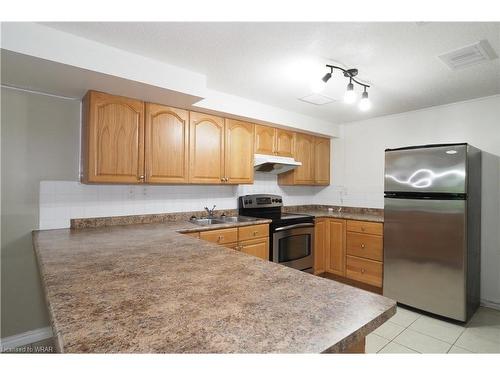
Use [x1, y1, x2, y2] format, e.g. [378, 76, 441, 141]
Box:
[318, 64, 372, 111]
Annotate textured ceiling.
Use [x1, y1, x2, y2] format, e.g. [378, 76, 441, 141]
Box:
[42, 22, 500, 124]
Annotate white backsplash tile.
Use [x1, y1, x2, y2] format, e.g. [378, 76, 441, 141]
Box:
[39, 173, 322, 230]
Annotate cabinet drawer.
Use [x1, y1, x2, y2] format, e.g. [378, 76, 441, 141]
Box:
[200, 228, 238, 244]
[346, 232, 383, 261]
[346, 255, 383, 287]
[346, 220, 383, 235]
[238, 224, 269, 241]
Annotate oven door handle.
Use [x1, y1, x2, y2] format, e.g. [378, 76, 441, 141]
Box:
[274, 223, 314, 232]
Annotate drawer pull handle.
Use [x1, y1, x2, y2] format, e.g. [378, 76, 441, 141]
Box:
[218, 235, 224, 241]
[361, 243, 366, 249]
[253, 231, 258, 236]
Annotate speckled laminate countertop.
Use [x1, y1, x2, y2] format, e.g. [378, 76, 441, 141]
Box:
[296, 211, 384, 223]
[33, 219, 395, 353]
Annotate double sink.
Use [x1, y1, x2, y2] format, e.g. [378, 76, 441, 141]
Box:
[190, 215, 260, 226]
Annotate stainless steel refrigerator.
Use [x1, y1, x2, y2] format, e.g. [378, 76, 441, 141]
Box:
[383, 143, 481, 322]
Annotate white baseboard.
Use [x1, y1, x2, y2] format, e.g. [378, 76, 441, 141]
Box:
[480, 299, 500, 311]
[0, 326, 53, 351]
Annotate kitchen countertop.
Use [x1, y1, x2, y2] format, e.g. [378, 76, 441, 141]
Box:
[33, 219, 395, 353]
[295, 210, 384, 223]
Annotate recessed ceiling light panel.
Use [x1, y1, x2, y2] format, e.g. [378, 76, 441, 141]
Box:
[298, 93, 336, 105]
[438, 40, 498, 70]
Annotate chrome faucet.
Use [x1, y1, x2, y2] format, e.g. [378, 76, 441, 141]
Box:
[204, 205, 217, 217]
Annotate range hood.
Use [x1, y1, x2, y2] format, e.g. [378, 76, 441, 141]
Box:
[254, 153, 302, 174]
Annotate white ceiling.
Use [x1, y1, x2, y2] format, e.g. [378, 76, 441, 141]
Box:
[41, 22, 500, 124]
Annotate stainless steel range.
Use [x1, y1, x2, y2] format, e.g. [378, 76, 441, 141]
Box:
[238, 194, 314, 273]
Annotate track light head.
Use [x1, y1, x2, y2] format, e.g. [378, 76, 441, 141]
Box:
[322, 72, 332, 83]
[359, 90, 371, 111]
[344, 80, 356, 104]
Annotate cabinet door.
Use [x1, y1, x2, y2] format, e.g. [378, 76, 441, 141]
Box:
[225, 119, 254, 184]
[314, 137, 330, 185]
[254, 125, 275, 155]
[293, 133, 315, 184]
[314, 219, 327, 275]
[189, 111, 225, 183]
[275, 129, 295, 157]
[326, 219, 346, 276]
[145, 103, 189, 183]
[83, 91, 144, 183]
[239, 237, 269, 260]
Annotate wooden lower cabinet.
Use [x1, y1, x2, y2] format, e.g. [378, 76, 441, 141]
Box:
[314, 219, 327, 274]
[346, 255, 383, 288]
[326, 219, 346, 276]
[199, 228, 238, 244]
[315, 219, 384, 289]
[238, 237, 269, 260]
[238, 224, 269, 242]
[226, 242, 239, 250]
[346, 232, 383, 262]
[186, 224, 270, 261]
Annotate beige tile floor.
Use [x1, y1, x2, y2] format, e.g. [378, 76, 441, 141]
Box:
[367, 305, 500, 353]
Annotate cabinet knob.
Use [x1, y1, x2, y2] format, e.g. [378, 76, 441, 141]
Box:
[361, 268, 366, 274]
[225, 177, 229, 182]
[253, 231, 258, 236]
[361, 243, 365, 249]
[361, 227, 366, 232]
[218, 235, 224, 241]
[138, 175, 145, 181]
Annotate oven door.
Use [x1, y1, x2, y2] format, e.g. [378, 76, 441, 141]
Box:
[273, 223, 314, 271]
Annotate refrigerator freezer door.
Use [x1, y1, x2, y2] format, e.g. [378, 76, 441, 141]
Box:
[383, 197, 467, 321]
[384, 144, 467, 194]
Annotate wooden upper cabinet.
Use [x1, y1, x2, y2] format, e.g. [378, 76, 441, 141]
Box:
[314, 137, 330, 185]
[326, 219, 346, 276]
[254, 125, 295, 157]
[145, 103, 189, 184]
[254, 125, 275, 155]
[275, 129, 295, 157]
[189, 111, 225, 184]
[293, 133, 315, 184]
[82, 91, 144, 184]
[225, 119, 254, 184]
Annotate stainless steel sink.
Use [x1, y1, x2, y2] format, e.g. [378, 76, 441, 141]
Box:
[219, 216, 259, 223]
[190, 218, 226, 226]
[189, 215, 259, 226]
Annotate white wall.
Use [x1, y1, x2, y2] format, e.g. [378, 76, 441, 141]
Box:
[316, 95, 500, 307]
[39, 174, 323, 230]
[1, 87, 80, 338]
